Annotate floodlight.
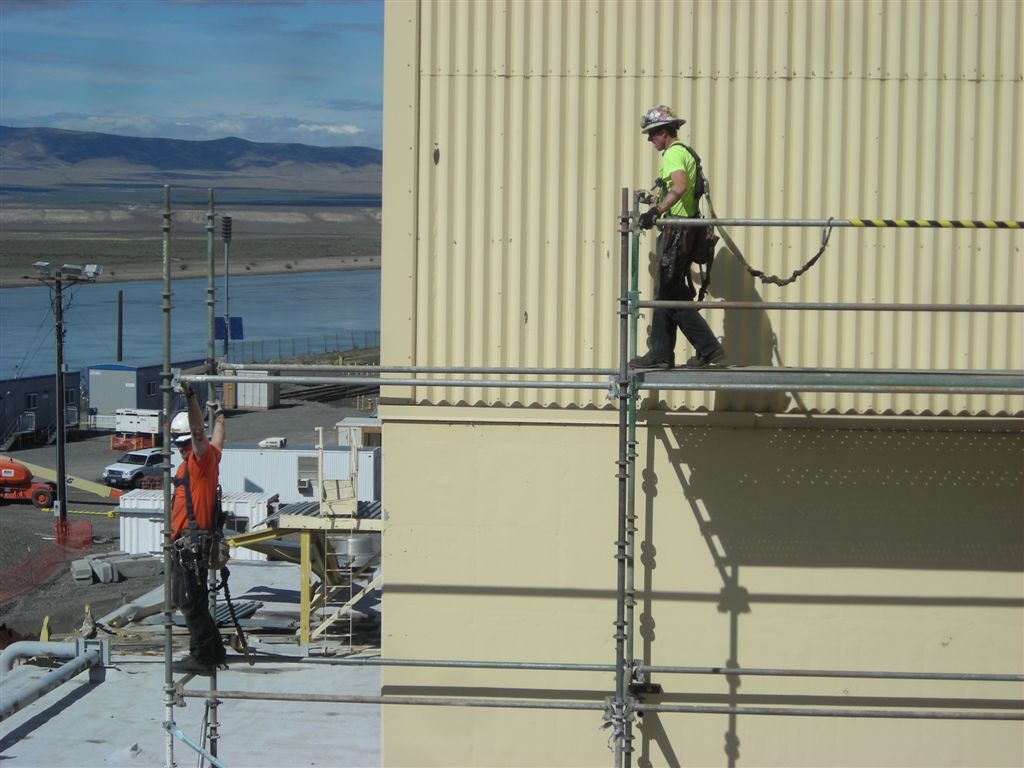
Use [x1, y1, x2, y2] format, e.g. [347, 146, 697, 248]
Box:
[61, 264, 84, 277]
[84, 264, 104, 279]
[33, 261, 52, 276]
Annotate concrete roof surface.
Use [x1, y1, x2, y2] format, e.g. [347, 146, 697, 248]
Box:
[0, 561, 381, 767]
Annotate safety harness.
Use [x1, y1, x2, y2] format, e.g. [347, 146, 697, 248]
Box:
[657, 142, 718, 301]
[172, 466, 250, 658]
[661, 142, 835, 298]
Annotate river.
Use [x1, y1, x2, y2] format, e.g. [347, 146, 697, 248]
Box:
[0, 270, 381, 380]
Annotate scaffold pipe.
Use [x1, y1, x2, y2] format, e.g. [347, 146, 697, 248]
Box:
[640, 300, 1024, 313]
[180, 689, 607, 711]
[182, 374, 611, 390]
[303, 656, 614, 672]
[223, 363, 617, 375]
[298, 655, 1022, 683]
[655, 217, 1024, 229]
[175, 689, 1023, 721]
[634, 664, 1024, 682]
[632, 703, 1024, 721]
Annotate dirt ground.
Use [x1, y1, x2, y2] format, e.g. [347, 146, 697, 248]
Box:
[0, 397, 370, 643]
[0, 203, 381, 289]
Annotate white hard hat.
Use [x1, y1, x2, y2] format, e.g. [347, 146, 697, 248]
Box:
[170, 412, 192, 444]
[640, 104, 686, 134]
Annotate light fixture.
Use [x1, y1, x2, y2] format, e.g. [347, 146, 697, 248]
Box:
[33, 261, 52, 276]
[84, 264, 104, 279]
[60, 264, 84, 277]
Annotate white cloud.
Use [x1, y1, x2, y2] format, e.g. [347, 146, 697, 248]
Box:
[295, 124, 363, 137]
[6, 112, 381, 148]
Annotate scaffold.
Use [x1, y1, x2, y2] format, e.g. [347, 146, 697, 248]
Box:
[156, 186, 1022, 768]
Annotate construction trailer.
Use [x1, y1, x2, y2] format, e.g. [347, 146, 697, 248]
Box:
[0, 371, 82, 451]
[209, 444, 381, 505]
[166, 1, 1021, 766]
[87, 360, 204, 418]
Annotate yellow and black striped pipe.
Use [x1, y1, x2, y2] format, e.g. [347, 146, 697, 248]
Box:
[849, 219, 1022, 229]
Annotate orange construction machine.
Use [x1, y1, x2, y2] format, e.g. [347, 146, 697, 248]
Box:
[0, 456, 58, 508]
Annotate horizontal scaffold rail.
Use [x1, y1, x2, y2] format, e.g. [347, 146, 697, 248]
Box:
[656, 217, 1024, 229]
[639, 300, 1024, 313]
[177, 689, 1024, 721]
[306, 654, 1024, 683]
[181, 368, 1024, 397]
[638, 368, 1024, 396]
[222, 364, 617, 375]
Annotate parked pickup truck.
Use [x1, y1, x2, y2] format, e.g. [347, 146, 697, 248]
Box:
[102, 448, 164, 488]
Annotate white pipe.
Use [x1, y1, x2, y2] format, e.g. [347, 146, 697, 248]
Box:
[0, 641, 106, 722]
[1, 641, 77, 672]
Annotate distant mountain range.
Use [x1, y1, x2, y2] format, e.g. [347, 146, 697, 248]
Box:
[0, 126, 382, 203]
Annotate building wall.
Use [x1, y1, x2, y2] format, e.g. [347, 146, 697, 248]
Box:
[0, 372, 81, 442]
[381, 415, 1023, 767]
[381, 0, 1023, 415]
[380, 1, 1024, 765]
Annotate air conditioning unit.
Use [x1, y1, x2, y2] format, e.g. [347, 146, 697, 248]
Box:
[259, 437, 287, 449]
[297, 478, 312, 490]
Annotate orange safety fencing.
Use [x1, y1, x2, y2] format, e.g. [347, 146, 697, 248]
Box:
[0, 520, 93, 607]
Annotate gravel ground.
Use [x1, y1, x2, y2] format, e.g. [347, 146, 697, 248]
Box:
[0, 397, 371, 641]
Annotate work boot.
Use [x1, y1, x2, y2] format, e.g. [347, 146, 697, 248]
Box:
[628, 352, 673, 371]
[685, 348, 729, 368]
[173, 655, 219, 676]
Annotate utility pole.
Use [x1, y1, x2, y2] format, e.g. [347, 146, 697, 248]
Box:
[53, 269, 67, 537]
[30, 262, 103, 544]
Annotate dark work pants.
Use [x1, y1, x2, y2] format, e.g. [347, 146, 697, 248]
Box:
[648, 232, 721, 363]
[171, 546, 226, 664]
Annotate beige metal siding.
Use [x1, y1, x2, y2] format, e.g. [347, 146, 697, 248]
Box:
[382, 0, 1023, 414]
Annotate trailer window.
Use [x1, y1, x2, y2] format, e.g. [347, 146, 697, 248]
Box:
[25, 393, 38, 410]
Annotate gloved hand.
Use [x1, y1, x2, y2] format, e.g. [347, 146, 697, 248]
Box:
[179, 379, 193, 400]
[638, 206, 661, 230]
[206, 400, 223, 420]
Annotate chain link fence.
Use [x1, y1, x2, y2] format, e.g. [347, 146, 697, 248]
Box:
[226, 330, 380, 364]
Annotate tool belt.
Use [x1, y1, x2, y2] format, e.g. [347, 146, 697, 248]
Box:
[173, 530, 230, 571]
[662, 221, 719, 301]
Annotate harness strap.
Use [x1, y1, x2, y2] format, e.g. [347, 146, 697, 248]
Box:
[703, 179, 833, 288]
[212, 566, 252, 661]
[173, 469, 201, 548]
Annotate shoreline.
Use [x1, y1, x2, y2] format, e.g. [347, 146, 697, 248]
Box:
[0, 253, 380, 289]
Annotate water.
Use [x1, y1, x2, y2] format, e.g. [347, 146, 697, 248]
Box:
[0, 270, 381, 379]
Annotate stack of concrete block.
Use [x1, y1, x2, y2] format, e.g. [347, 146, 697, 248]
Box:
[70, 551, 164, 584]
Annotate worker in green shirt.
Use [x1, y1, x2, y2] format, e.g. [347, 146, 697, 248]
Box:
[630, 105, 728, 370]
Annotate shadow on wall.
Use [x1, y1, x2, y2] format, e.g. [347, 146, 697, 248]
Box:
[639, 243, 793, 413]
[653, 421, 1024, 572]
[635, 420, 1023, 767]
[704, 245, 791, 413]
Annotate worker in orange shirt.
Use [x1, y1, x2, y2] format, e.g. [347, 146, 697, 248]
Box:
[169, 380, 227, 675]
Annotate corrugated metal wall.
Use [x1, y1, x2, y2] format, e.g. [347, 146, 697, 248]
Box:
[382, 0, 1023, 414]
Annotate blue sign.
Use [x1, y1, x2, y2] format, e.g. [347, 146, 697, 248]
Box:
[214, 316, 244, 341]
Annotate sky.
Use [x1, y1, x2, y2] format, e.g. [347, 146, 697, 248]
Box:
[0, 0, 384, 148]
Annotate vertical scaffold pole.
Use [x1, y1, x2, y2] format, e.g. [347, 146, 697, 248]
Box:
[614, 187, 633, 767]
[622, 192, 638, 692]
[206, 190, 217, 404]
[625, 189, 642, 678]
[161, 185, 176, 768]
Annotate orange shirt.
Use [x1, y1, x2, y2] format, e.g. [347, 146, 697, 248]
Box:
[170, 444, 222, 538]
